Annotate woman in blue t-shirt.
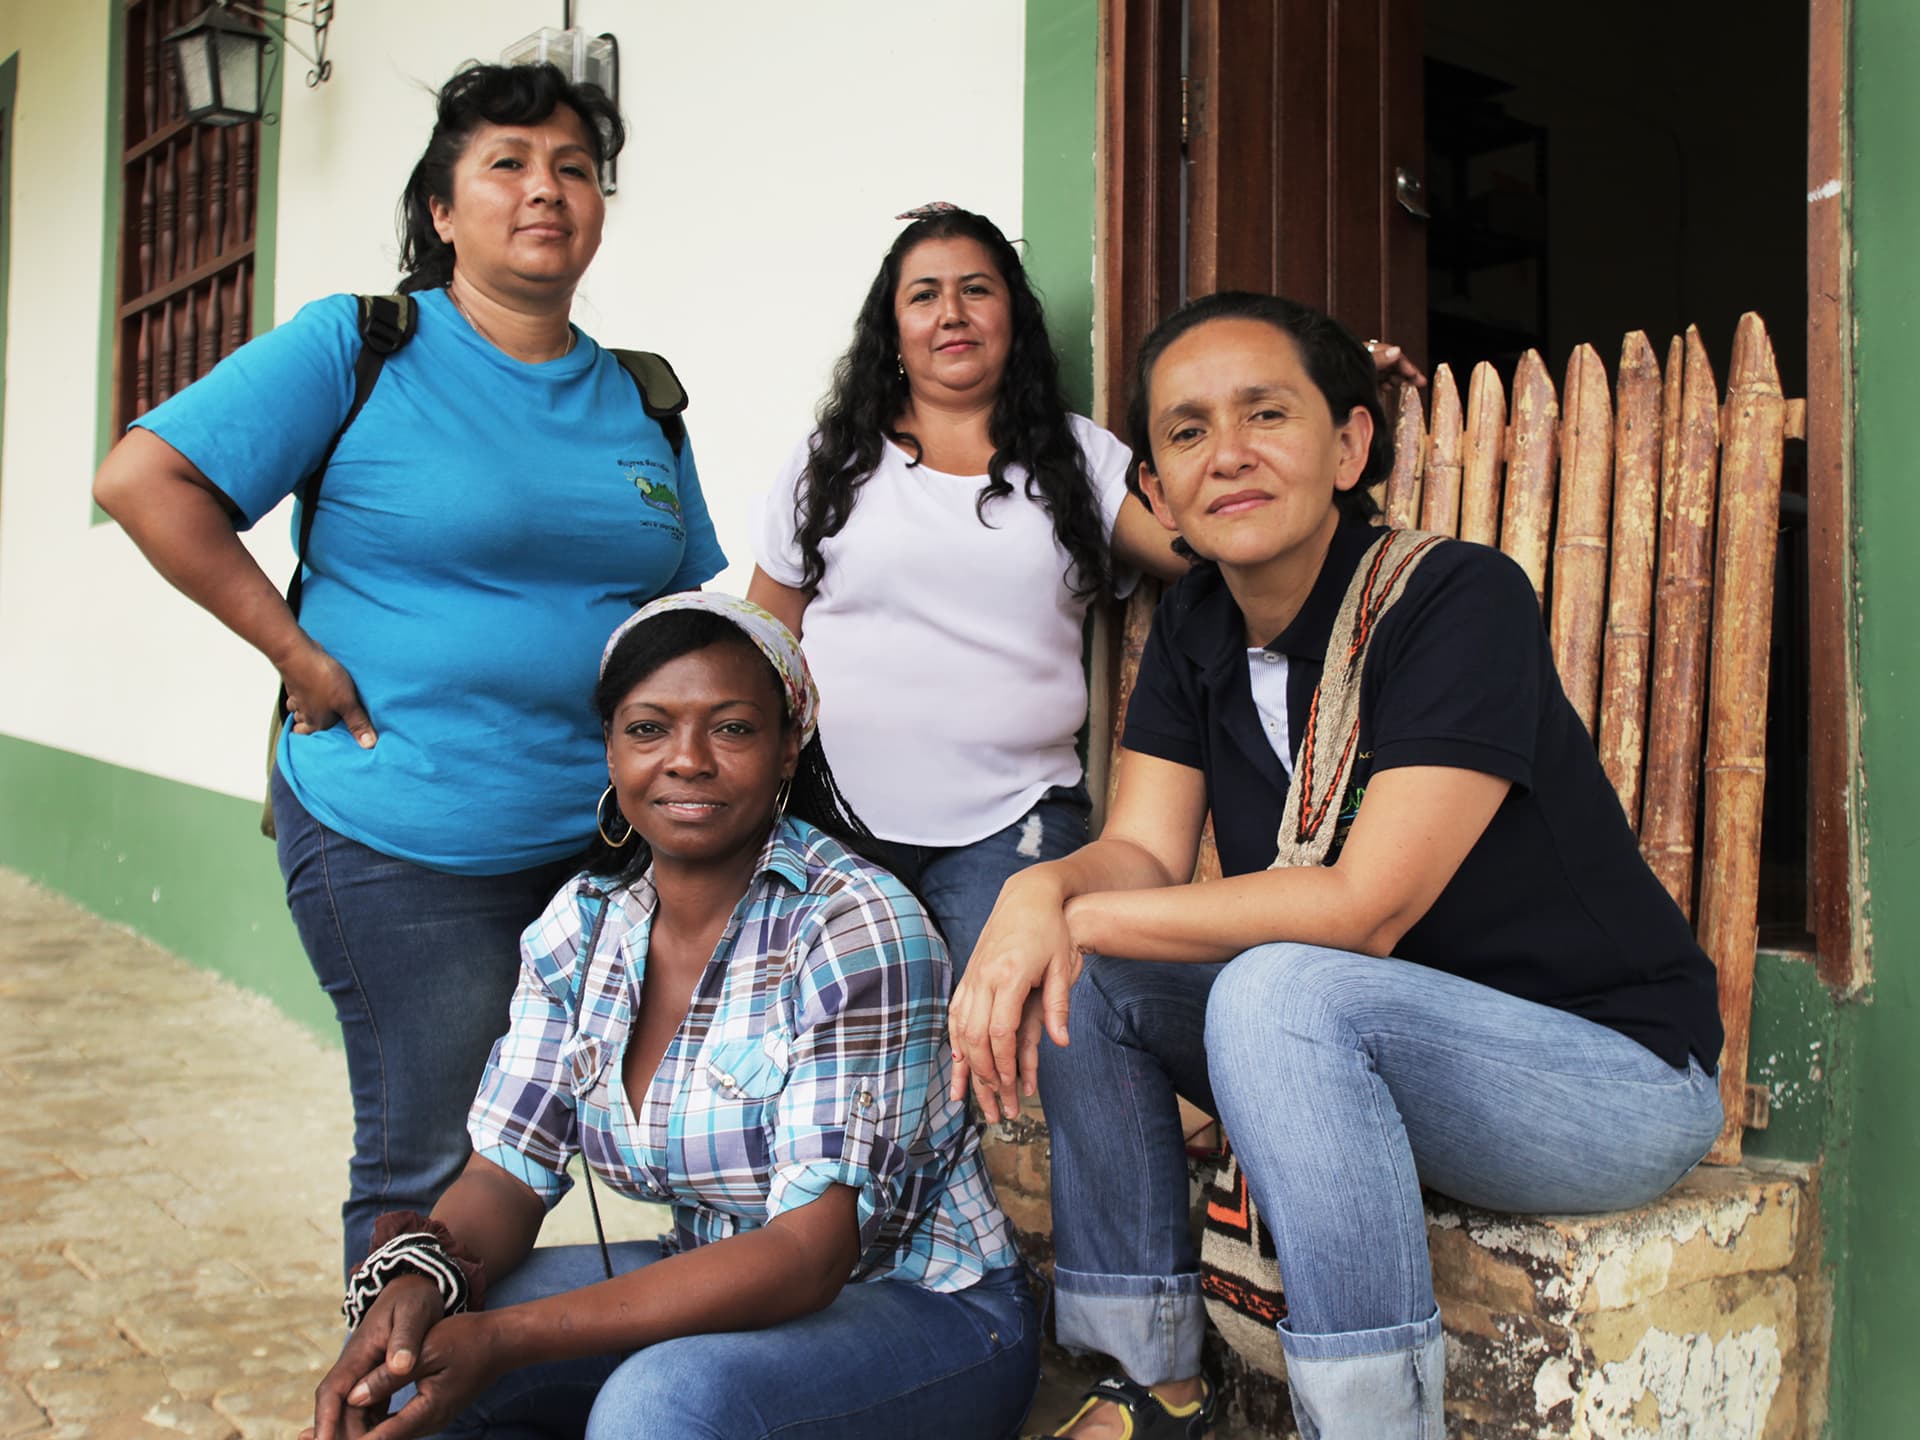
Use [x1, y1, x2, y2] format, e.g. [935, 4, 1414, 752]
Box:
[91, 64, 725, 1278]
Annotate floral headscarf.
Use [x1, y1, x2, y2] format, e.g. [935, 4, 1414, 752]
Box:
[600, 593, 820, 745]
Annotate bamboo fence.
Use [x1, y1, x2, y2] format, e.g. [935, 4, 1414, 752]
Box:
[1112, 315, 1801, 1164]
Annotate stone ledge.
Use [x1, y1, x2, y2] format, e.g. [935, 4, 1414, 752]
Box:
[1214, 1162, 1819, 1440]
[1427, 1163, 1803, 1320]
[982, 1111, 1823, 1439]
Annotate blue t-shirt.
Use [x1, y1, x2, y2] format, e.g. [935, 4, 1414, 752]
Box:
[137, 289, 727, 874]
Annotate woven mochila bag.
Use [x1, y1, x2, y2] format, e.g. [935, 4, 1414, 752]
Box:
[1198, 529, 1446, 1376]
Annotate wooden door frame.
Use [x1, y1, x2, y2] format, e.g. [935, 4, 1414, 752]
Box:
[1806, 0, 1860, 989]
[1094, 0, 1863, 987]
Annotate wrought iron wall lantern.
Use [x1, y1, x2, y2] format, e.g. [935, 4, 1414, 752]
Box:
[165, 0, 334, 127]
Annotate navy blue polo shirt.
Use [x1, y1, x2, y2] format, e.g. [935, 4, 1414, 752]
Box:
[1121, 521, 1723, 1072]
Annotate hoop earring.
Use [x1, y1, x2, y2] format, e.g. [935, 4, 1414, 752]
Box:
[596, 785, 634, 847]
[773, 776, 793, 826]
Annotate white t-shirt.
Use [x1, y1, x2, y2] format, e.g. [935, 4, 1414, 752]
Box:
[755, 415, 1137, 846]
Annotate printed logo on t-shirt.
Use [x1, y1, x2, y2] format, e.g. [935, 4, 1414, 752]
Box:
[619, 458, 683, 525]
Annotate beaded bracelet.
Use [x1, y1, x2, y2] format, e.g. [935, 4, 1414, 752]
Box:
[340, 1211, 486, 1329]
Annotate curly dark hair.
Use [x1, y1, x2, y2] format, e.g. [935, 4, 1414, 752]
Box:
[1126, 291, 1393, 530]
[581, 610, 882, 880]
[396, 62, 626, 295]
[790, 208, 1110, 599]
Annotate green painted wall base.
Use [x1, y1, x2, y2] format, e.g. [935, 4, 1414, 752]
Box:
[0, 734, 329, 1037]
[1744, 949, 1841, 1165]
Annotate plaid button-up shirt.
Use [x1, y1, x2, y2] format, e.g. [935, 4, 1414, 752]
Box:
[468, 818, 1019, 1292]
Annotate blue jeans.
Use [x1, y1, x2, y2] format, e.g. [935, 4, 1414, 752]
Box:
[865, 784, 1090, 978]
[1040, 942, 1723, 1439]
[426, 1243, 1040, 1439]
[271, 767, 580, 1278]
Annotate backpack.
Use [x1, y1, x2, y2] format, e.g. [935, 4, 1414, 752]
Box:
[259, 292, 691, 837]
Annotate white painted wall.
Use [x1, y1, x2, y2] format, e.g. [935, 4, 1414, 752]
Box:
[0, 1, 1025, 798]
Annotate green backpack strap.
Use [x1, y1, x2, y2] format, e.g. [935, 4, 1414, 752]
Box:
[610, 348, 688, 457]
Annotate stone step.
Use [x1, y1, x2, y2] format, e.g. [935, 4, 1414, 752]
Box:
[1212, 1162, 1817, 1439]
[989, 1113, 1820, 1440]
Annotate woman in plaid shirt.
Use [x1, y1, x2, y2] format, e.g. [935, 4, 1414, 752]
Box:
[310, 594, 1036, 1440]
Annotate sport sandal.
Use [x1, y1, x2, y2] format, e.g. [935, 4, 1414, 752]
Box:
[1027, 1374, 1217, 1439]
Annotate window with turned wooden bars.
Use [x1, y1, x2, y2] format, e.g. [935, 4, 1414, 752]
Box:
[113, 0, 265, 429]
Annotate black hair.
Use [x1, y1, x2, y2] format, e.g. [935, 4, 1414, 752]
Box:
[791, 208, 1110, 599]
[1126, 291, 1393, 529]
[396, 62, 626, 295]
[581, 610, 882, 880]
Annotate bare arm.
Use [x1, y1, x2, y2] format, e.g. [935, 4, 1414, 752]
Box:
[94, 428, 376, 745]
[1065, 764, 1510, 964]
[948, 748, 1210, 1118]
[746, 565, 812, 640]
[1109, 494, 1191, 585]
[315, 1175, 861, 1440]
[950, 757, 1510, 1118]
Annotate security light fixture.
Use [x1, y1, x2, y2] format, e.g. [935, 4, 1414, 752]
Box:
[500, 24, 621, 194]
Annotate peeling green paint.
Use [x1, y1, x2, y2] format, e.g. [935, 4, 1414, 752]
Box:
[1743, 950, 1838, 1165]
[1826, 0, 1920, 1430]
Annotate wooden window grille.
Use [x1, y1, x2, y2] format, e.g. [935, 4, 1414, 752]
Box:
[113, 0, 265, 430]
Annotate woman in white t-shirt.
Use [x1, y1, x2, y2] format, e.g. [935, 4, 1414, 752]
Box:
[748, 206, 1188, 970]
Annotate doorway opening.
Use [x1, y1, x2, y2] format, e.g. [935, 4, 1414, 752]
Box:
[1423, 0, 1812, 940]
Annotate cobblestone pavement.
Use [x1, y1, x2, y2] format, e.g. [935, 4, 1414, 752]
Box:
[0, 869, 651, 1440]
[0, 869, 1153, 1440]
[0, 868, 1266, 1440]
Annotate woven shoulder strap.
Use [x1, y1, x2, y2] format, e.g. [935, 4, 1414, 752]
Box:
[1270, 529, 1448, 870]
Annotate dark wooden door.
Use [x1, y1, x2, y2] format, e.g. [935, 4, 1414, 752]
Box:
[1101, 0, 1428, 415]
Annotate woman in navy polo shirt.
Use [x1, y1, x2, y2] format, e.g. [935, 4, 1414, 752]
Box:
[950, 292, 1724, 1440]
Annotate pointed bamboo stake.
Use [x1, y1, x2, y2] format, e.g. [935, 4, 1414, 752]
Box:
[1500, 351, 1560, 606]
[1550, 343, 1614, 732]
[1419, 365, 1463, 538]
[1597, 332, 1664, 826]
[1108, 586, 1159, 815]
[1383, 381, 1426, 529]
[1699, 315, 1787, 1166]
[1458, 362, 1506, 547]
[1640, 329, 1719, 917]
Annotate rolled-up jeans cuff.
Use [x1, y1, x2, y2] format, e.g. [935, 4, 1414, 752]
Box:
[1278, 1306, 1442, 1361]
[1279, 1308, 1446, 1440]
[1053, 1266, 1206, 1387]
